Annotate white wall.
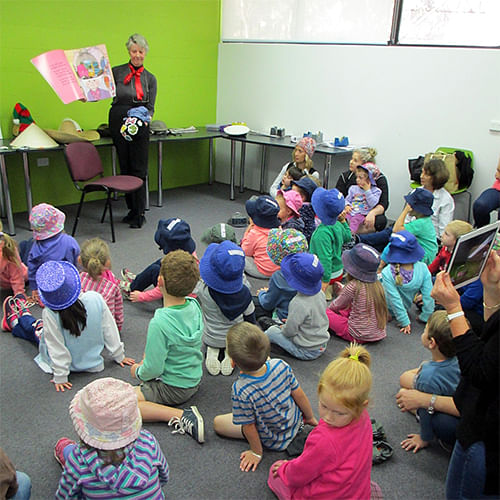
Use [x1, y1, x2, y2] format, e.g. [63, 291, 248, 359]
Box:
[215, 43, 500, 221]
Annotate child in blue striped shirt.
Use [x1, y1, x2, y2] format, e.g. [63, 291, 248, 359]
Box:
[213, 322, 317, 472]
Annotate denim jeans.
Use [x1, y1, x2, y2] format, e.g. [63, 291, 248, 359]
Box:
[12, 314, 38, 344]
[417, 408, 459, 444]
[131, 258, 161, 291]
[473, 188, 500, 228]
[265, 326, 325, 360]
[11, 471, 31, 500]
[358, 227, 392, 253]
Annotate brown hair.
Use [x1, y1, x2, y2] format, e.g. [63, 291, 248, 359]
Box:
[80, 238, 110, 280]
[352, 279, 388, 329]
[160, 249, 199, 297]
[423, 159, 449, 190]
[226, 322, 270, 372]
[0, 220, 21, 266]
[427, 310, 456, 358]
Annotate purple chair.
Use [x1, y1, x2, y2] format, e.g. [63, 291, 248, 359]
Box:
[64, 142, 143, 242]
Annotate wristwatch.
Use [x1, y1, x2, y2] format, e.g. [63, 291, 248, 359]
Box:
[427, 394, 437, 415]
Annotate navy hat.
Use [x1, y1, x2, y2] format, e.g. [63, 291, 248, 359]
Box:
[386, 230, 425, 264]
[245, 195, 280, 229]
[342, 244, 380, 283]
[291, 177, 318, 202]
[281, 252, 324, 296]
[199, 241, 246, 293]
[36, 261, 81, 310]
[311, 188, 345, 225]
[404, 188, 434, 216]
[154, 218, 196, 255]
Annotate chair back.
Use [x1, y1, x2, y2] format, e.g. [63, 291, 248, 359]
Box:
[435, 146, 474, 192]
[64, 142, 104, 182]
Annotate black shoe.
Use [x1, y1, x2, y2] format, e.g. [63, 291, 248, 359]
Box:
[258, 316, 280, 331]
[122, 211, 135, 224]
[129, 215, 146, 229]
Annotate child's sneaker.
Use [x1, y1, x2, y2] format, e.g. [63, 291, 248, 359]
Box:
[220, 355, 234, 376]
[205, 346, 221, 376]
[121, 268, 136, 285]
[168, 406, 204, 444]
[12, 294, 32, 317]
[54, 437, 76, 467]
[2, 297, 19, 332]
[33, 319, 44, 342]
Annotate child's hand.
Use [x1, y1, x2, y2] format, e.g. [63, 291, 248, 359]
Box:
[337, 213, 346, 223]
[344, 205, 352, 214]
[129, 290, 141, 302]
[401, 433, 428, 453]
[119, 357, 136, 367]
[271, 460, 288, 477]
[400, 324, 411, 335]
[32, 289, 43, 306]
[303, 415, 318, 426]
[52, 380, 72, 392]
[239, 450, 262, 472]
[256, 287, 268, 294]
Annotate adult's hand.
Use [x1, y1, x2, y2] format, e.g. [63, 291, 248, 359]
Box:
[363, 212, 376, 231]
[396, 388, 427, 412]
[431, 271, 461, 312]
[481, 251, 500, 299]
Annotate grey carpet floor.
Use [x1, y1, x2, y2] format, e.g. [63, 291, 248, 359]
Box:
[0, 183, 452, 499]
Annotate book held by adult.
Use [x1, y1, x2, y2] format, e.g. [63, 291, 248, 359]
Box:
[31, 44, 116, 104]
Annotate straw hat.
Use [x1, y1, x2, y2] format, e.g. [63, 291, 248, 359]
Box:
[45, 118, 100, 143]
[9, 123, 59, 149]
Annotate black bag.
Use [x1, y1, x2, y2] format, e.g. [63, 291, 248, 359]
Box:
[454, 151, 474, 190]
[408, 156, 425, 183]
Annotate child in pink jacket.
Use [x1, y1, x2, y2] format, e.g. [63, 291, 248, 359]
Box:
[0, 222, 28, 296]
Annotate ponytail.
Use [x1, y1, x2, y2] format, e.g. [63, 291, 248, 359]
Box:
[58, 299, 87, 337]
[394, 263, 403, 286]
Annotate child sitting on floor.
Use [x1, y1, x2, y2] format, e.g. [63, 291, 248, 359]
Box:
[399, 311, 461, 453]
[291, 176, 320, 242]
[196, 240, 256, 376]
[213, 322, 317, 472]
[0, 221, 28, 298]
[276, 189, 304, 232]
[54, 377, 169, 499]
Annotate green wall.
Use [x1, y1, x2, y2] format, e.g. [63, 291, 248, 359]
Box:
[0, 0, 220, 212]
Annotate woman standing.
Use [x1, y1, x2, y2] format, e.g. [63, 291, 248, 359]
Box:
[109, 34, 157, 229]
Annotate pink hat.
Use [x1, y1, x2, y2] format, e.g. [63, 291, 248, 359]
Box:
[296, 137, 316, 159]
[69, 377, 142, 450]
[279, 189, 303, 217]
[29, 203, 65, 241]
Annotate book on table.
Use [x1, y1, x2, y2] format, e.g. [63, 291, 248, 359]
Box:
[31, 44, 116, 104]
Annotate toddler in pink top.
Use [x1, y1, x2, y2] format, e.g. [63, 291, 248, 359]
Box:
[0, 221, 28, 296]
[268, 343, 379, 500]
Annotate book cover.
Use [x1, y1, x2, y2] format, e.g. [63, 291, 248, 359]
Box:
[31, 44, 116, 104]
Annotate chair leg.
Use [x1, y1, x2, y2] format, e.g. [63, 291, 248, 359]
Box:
[73, 193, 86, 237]
[466, 191, 472, 223]
[107, 192, 116, 243]
[101, 196, 109, 224]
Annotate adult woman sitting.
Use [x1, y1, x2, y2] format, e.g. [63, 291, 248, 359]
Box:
[109, 33, 157, 229]
[336, 147, 389, 232]
[473, 157, 500, 228]
[397, 250, 499, 499]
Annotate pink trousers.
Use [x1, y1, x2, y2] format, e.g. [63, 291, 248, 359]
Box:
[326, 308, 359, 343]
[267, 464, 292, 500]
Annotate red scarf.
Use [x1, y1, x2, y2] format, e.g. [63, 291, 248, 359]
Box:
[123, 63, 144, 100]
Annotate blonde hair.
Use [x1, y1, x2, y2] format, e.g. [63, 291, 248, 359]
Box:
[352, 279, 388, 329]
[318, 343, 372, 419]
[426, 310, 456, 359]
[355, 147, 377, 164]
[393, 263, 406, 286]
[80, 238, 111, 280]
[292, 149, 314, 171]
[305, 174, 322, 187]
[227, 322, 270, 372]
[0, 220, 21, 266]
[445, 220, 473, 240]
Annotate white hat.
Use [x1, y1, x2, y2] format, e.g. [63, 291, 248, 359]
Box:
[10, 123, 59, 149]
[45, 118, 100, 143]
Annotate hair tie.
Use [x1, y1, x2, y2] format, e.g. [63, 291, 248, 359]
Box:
[349, 354, 359, 361]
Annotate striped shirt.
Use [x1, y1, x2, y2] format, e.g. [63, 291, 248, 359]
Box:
[55, 429, 168, 499]
[232, 358, 302, 450]
[80, 271, 124, 331]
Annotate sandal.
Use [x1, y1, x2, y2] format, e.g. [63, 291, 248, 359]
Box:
[372, 440, 393, 464]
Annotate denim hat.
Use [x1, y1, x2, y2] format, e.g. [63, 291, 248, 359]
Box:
[29, 203, 65, 241]
[386, 230, 425, 264]
[266, 228, 308, 265]
[404, 188, 434, 216]
[199, 241, 246, 293]
[201, 222, 237, 244]
[291, 177, 318, 202]
[281, 252, 324, 295]
[154, 218, 196, 255]
[69, 377, 142, 450]
[342, 244, 380, 283]
[36, 261, 81, 310]
[245, 195, 280, 229]
[311, 188, 345, 225]
[278, 189, 303, 217]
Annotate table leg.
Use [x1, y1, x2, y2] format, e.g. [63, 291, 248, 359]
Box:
[209, 138, 214, 185]
[0, 155, 15, 235]
[0, 164, 5, 218]
[22, 152, 32, 215]
[260, 145, 268, 193]
[157, 142, 163, 207]
[324, 154, 332, 189]
[230, 140, 236, 200]
[239, 142, 246, 193]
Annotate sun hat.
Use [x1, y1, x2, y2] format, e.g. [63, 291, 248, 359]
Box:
[278, 189, 303, 217]
[245, 195, 280, 229]
[267, 228, 308, 265]
[10, 123, 59, 149]
[311, 187, 345, 225]
[291, 177, 318, 202]
[357, 162, 378, 185]
[45, 118, 100, 144]
[404, 188, 434, 216]
[69, 377, 142, 451]
[36, 261, 81, 310]
[296, 137, 316, 159]
[281, 252, 324, 296]
[201, 223, 237, 245]
[199, 240, 245, 293]
[385, 230, 425, 264]
[154, 218, 196, 255]
[29, 203, 65, 241]
[342, 244, 380, 283]
[150, 120, 168, 135]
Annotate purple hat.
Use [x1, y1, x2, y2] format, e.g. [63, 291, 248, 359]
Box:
[69, 377, 142, 450]
[342, 244, 380, 283]
[266, 228, 308, 265]
[199, 240, 246, 293]
[278, 189, 303, 217]
[36, 261, 81, 310]
[357, 162, 377, 186]
[245, 195, 280, 229]
[292, 177, 318, 201]
[281, 252, 324, 295]
[154, 218, 196, 255]
[404, 188, 434, 216]
[386, 230, 425, 264]
[311, 188, 345, 225]
[29, 203, 65, 241]
[296, 137, 316, 159]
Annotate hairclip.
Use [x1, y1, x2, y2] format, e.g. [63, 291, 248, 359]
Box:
[349, 354, 359, 361]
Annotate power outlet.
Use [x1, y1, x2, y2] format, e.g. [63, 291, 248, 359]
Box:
[489, 120, 500, 132]
[37, 157, 49, 167]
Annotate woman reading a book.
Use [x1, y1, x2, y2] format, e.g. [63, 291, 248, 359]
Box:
[109, 33, 157, 229]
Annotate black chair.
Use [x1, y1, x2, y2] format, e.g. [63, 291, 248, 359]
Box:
[64, 142, 143, 242]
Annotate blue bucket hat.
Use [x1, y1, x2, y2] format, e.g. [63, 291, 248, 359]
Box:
[154, 218, 196, 255]
[386, 230, 425, 264]
[311, 188, 345, 225]
[245, 195, 280, 229]
[291, 177, 318, 202]
[342, 244, 380, 283]
[36, 261, 81, 310]
[404, 188, 434, 216]
[281, 252, 324, 296]
[199, 240, 246, 293]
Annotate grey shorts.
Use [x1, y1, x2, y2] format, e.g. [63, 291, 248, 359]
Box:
[140, 380, 200, 406]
